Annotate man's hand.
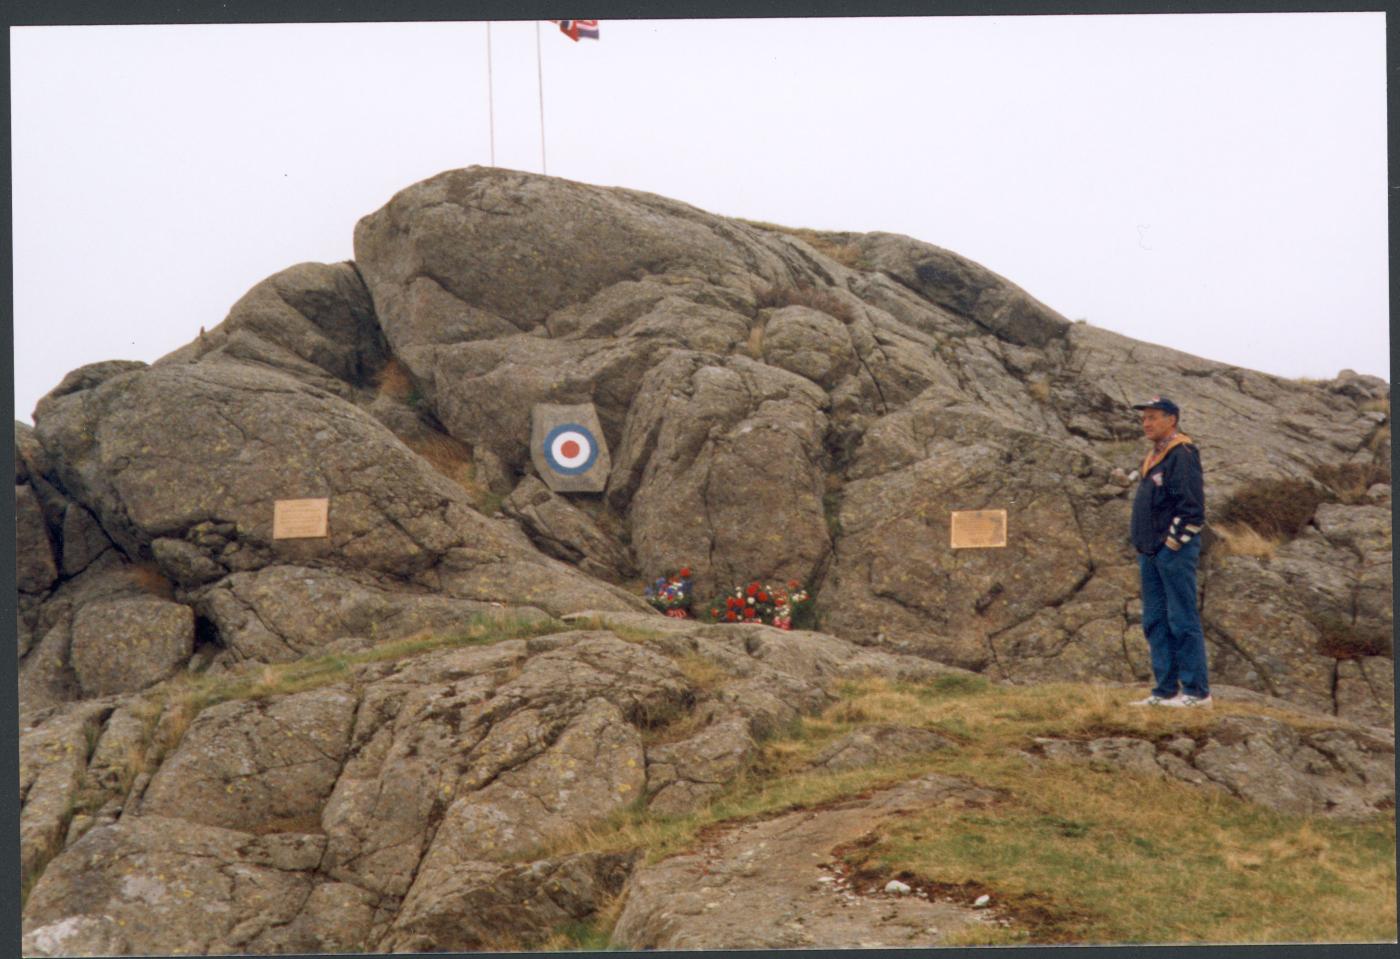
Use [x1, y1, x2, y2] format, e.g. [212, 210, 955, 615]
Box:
[1164, 537, 1182, 551]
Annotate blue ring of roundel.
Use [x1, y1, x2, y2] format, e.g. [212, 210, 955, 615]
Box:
[543, 422, 600, 476]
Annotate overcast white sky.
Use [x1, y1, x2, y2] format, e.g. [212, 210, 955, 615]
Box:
[10, 13, 1390, 423]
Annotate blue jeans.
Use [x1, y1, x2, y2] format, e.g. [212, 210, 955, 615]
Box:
[1138, 538, 1209, 699]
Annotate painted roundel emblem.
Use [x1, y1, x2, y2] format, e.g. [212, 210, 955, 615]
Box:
[543, 423, 599, 475]
[531, 403, 610, 492]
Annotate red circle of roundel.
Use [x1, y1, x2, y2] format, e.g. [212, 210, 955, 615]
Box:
[543, 423, 599, 475]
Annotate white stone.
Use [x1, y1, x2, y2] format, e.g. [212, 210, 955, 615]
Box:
[973, 894, 991, 907]
[884, 879, 912, 895]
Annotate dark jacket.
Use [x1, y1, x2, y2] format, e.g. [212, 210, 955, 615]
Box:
[1130, 440, 1205, 556]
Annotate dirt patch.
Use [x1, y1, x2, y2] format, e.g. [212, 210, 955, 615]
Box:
[612, 773, 1007, 949]
[831, 839, 1091, 943]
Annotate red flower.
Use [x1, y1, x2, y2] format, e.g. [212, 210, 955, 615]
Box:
[710, 608, 719, 617]
[747, 583, 759, 597]
[727, 597, 740, 610]
[788, 579, 800, 589]
[726, 611, 737, 621]
[757, 592, 768, 602]
[679, 567, 691, 578]
[744, 607, 756, 619]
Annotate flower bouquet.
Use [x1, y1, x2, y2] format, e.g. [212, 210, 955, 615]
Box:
[705, 579, 814, 630]
[645, 567, 694, 618]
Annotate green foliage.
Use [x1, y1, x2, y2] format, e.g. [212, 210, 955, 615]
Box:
[822, 490, 843, 539]
[145, 612, 564, 734]
[545, 918, 618, 951]
[926, 672, 991, 697]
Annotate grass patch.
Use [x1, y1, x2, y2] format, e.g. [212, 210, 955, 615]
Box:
[1312, 460, 1391, 505]
[1215, 477, 1326, 541]
[406, 431, 477, 492]
[813, 677, 1396, 945]
[541, 673, 1393, 945]
[754, 282, 860, 325]
[533, 754, 943, 869]
[865, 766, 1395, 944]
[739, 219, 870, 270]
[565, 614, 669, 646]
[133, 612, 564, 760]
[1209, 522, 1282, 561]
[538, 895, 628, 951]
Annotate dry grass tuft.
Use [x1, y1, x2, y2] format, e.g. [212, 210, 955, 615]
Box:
[754, 283, 860, 325]
[1214, 477, 1325, 541]
[739, 219, 870, 270]
[406, 430, 480, 497]
[1310, 612, 1393, 660]
[1209, 522, 1281, 561]
[126, 561, 175, 600]
[1368, 423, 1391, 455]
[373, 356, 417, 404]
[673, 653, 730, 692]
[745, 322, 766, 359]
[1312, 460, 1391, 505]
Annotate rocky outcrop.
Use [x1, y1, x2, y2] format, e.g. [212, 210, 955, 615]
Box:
[351, 166, 1391, 721]
[155, 261, 387, 399]
[382, 851, 637, 953]
[1028, 708, 1394, 819]
[20, 617, 958, 954]
[16, 483, 58, 594]
[1204, 503, 1393, 724]
[20, 613, 1396, 955]
[18, 165, 1391, 726]
[502, 476, 633, 582]
[70, 595, 193, 697]
[14, 165, 1393, 952]
[18, 346, 649, 711]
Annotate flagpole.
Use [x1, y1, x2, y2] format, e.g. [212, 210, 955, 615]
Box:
[535, 20, 547, 175]
[486, 22, 496, 166]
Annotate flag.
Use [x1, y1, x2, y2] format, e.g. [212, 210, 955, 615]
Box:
[550, 19, 599, 41]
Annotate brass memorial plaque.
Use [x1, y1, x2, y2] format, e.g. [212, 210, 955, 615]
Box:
[950, 509, 1007, 549]
[273, 498, 330, 539]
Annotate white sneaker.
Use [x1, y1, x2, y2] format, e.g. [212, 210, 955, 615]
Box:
[1178, 694, 1213, 708]
[1129, 694, 1180, 707]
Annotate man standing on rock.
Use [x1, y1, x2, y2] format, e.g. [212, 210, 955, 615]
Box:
[1128, 396, 1211, 707]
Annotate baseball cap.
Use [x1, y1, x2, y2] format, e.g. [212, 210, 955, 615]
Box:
[1132, 396, 1180, 417]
